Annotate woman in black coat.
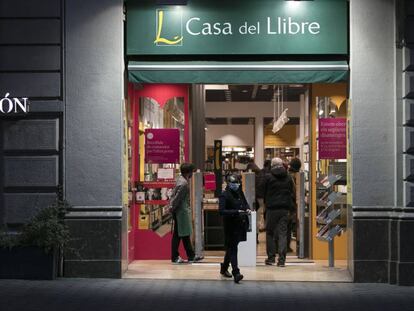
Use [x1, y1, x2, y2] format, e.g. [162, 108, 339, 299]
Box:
[219, 174, 251, 283]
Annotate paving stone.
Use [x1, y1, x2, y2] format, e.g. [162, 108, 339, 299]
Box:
[0, 279, 413, 311]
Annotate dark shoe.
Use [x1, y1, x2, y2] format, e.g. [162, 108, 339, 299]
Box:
[233, 273, 244, 283]
[287, 247, 294, 253]
[265, 258, 275, 266]
[188, 255, 204, 263]
[277, 261, 286, 267]
[220, 264, 232, 278]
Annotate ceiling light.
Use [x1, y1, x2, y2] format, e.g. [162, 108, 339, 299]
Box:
[205, 84, 229, 90]
[242, 90, 248, 93]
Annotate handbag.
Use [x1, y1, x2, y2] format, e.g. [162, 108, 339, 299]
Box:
[240, 213, 251, 232]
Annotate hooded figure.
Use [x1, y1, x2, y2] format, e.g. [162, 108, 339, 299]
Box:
[262, 157, 295, 267]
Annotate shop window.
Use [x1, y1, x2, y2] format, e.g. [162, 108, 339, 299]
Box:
[137, 96, 186, 233]
[315, 97, 348, 247]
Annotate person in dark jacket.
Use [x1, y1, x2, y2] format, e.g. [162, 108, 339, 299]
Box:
[263, 157, 296, 267]
[256, 160, 271, 208]
[219, 174, 251, 283]
[256, 160, 271, 235]
[246, 160, 262, 244]
[246, 160, 262, 210]
[289, 158, 302, 174]
[287, 158, 302, 253]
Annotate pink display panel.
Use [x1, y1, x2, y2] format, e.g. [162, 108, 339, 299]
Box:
[145, 129, 180, 164]
[204, 172, 216, 191]
[318, 118, 347, 159]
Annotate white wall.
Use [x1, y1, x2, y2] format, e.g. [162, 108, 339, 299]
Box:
[206, 124, 254, 146]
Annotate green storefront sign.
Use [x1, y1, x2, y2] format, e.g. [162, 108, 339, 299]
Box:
[127, 0, 348, 56]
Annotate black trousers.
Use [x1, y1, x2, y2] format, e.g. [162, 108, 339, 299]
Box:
[171, 215, 194, 261]
[265, 209, 289, 263]
[223, 241, 240, 275]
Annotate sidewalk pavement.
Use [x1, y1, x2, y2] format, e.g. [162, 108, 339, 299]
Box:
[0, 278, 413, 311]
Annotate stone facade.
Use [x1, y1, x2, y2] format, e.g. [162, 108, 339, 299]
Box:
[0, 0, 413, 284]
[0, 0, 126, 278]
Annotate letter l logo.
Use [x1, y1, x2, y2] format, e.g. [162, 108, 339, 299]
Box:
[154, 10, 183, 45]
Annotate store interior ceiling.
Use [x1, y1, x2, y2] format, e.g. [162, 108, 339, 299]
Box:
[205, 84, 307, 102]
[205, 117, 299, 126]
[205, 84, 304, 126]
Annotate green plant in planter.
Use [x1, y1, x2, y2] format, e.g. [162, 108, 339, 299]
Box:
[20, 198, 71, 253]
[0, 196, 71, 253]
[0, 194, 72, 279]
[0, 231, 18, 249]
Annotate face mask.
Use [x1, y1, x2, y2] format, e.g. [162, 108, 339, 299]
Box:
[228, 183, 240, 191]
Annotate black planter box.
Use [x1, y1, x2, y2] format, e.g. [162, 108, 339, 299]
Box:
[0, 247, 57, 280]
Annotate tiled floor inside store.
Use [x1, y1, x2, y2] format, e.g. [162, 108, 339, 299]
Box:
[125, 233, 352, 282]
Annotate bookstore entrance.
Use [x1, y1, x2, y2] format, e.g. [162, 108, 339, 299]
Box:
[125, 0, 350, 281]
[124, 80, 351, 282]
